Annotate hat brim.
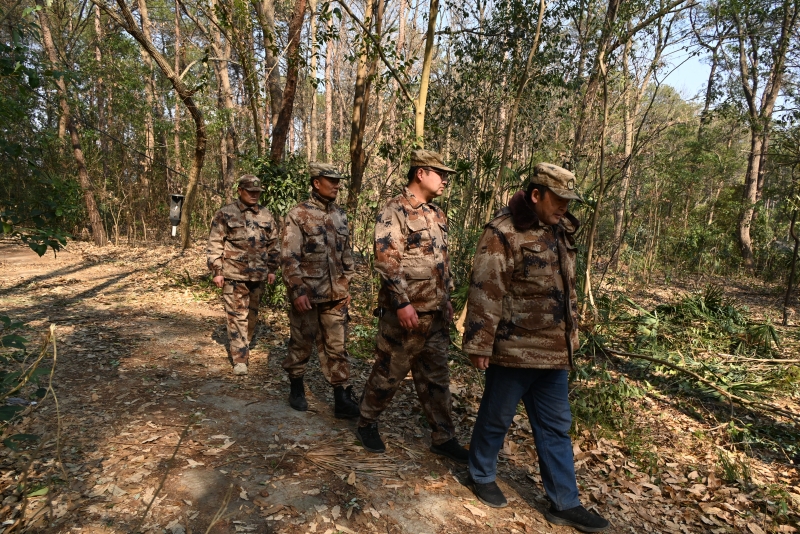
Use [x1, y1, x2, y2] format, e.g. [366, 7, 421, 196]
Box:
[313, 173, 345, 181]
[428, 164, 456, 174]
[243, 187, 264, 192]
[550, 187, 583, 202]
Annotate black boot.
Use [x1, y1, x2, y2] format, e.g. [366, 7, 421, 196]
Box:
[288, 377, 308, 411]
[356, 422, 385, 453]
[333, 385, 360, 419]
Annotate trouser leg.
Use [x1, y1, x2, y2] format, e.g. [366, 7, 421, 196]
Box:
[468, 365, 527, 483]
[358, 310, 423, 425]
[246, 280, 265, 343]
[522, 369, 581, 511]
[409, 313, 455, 446]
[222, 280, 251, 365]
[282, 305, 321, 378]
[318, 299, 350, 387]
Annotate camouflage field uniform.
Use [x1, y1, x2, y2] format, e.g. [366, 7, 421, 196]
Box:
[462, 200, 580, 368]
[358, 187, 457, 446]
[281, 191, 355, 386]
[207, 200, 280, 364]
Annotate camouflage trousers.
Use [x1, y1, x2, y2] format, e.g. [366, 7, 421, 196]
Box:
[223, 279, 265, 364]
[282, 299, 351, 386]
[358, 309, 455, 446]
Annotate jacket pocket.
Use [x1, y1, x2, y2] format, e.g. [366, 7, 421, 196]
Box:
[303, 224, 327, 255]
[403, 263, 434, 305]
[405, 217, 431, 253]
[509, 296, 557, 331]
[226, 221, 248, 241]
[301, 260, 327, 279]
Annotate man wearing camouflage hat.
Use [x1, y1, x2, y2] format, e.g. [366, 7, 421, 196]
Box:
[280, 162, 360, 419]
[461, 163, 609, 531]
[207, 174, 280, 376]
[356, 149, 468, 464]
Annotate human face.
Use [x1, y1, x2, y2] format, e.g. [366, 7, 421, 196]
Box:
[530, 187, 570, 225]
[417, 167, 449, 200]
[313, 176, 341, 201]
[238, 187, 261, 206]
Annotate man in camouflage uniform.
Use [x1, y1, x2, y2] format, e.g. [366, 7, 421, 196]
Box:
[281, 163, 360, 419]
[462, 163, 609, 532]
[356, 149, 468, 464]
[207, 175, 280, 376]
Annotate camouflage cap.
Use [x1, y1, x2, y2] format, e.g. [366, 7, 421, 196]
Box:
[309, 162, 344, 180]
[410, 149, 456, 173]
[531, 163, 583, 201]
[237, 174, 264, 192]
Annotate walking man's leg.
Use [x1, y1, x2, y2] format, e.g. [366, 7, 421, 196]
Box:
[223, 280, 251, 375]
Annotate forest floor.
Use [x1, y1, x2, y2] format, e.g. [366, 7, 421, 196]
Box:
[0, 239, 798, 534]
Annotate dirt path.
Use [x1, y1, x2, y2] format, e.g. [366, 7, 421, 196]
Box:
[1, 241, 797, 533]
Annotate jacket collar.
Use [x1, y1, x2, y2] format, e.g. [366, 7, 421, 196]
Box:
[402, 187, 425, 209]
[508, 190, 580, 234]
[236, 199, 259, 214]
[310, 190, 333, 210]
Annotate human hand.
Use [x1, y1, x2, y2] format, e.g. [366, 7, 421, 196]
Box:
[470, 355, 490, 370]
[267, 273, 276, 285]
[293, 295, 313, 313]
[445, 300, 454, 323]
[213, 275, 225, 288]
[397, 305, 419, 330]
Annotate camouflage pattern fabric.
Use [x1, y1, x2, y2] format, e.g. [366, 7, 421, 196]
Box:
[281, 192, 354, 303]
[374, 188, 454, 313]
[462, 191, 580, 369]
[223, 279, 266, 364]
[282, 299, 351, 386]
[206, 200, 280, 280]
[358, 310, 455, 446]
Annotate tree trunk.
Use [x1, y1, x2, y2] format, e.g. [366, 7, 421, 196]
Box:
[38, 0, 108, 246]
[270, 0, 308, 163]
[308, 0, 318, 161]
[137, 0, 155, 198]
[254, 0, 283, 132]
[324, 13, 334, 161]
[346, 0, 383, 212]
[413, 0, 439, 144]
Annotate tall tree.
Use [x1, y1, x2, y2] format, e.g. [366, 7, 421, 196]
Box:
[270, 0, 309, 162]
[729, 0, 799, 268]
[95, 0, 207, 249]
[36, 0, 108, 246]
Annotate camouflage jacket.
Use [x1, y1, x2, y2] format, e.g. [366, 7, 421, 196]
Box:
[374, 187, 453, 313]
[462, 190, 580, 369]
[206, 200, 280, 281]
[281, 192, 354, 303]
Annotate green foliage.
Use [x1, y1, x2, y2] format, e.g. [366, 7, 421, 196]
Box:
[571, 362, 643, 433]
[253, 154, 310, 217]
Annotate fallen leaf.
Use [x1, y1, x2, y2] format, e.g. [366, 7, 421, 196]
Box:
[185, 459, 204, 468]
[239, 489, 249, 500]
[464, 503, 486, 518]
[303, 488, 321, 495]
[748, 524, 766, 534]
[346, 472, 356, 485]
[331, 505, 340, 520]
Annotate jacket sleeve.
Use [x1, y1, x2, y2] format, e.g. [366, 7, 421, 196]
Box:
[373, 202, 409, 309]
[462, 225, 512, 357]
[206, 211, 226, 278]
[266, 211, 281, 273]
[281, 210, 306, 301]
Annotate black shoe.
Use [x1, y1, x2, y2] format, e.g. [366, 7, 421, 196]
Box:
[288, 377, 308, 411]
[466, 475, 508, 508]
[333, 385, 360, 419]
[356, 422, 385, 453]
[430, 438, 469, 464]
[545, 505, 610, 533]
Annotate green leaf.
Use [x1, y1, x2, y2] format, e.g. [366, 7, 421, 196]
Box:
[1, 334, 27, 350]
[35, 387, 47, 398]
[0, 406, 25, 421]
[4, 434, 39, 451]
[26, 486, 48, 497]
